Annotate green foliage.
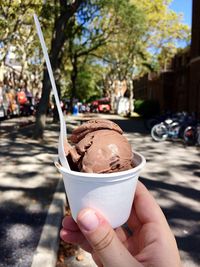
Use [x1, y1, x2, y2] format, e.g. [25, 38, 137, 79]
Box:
[0, 0, 191, 124]
[0, 0, 43, 84]
[134, 99, 160, 118]
[131, 0, 191, 72]
[75, 68, 101, 102]
[100, 0, 147, 81]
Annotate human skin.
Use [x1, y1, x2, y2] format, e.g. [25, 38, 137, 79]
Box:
[60, 182, 181, 267]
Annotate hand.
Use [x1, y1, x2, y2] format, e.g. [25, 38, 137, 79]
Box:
[60, 181, 181, 267]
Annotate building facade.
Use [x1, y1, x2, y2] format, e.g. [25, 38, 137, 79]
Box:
[189, 0, 200, 116]
[134, 0, 200, 117]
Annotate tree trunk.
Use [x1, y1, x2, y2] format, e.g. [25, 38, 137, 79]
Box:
[33, 0, 83, 139]
[33, 68, 51, 139]
[70, 56, 78, 111]
[52, 80, 61, 123]
[110, 81, 115, 112]
[129, 79, 134, 115]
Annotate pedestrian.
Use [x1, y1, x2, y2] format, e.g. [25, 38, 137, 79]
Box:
[60, 181, 181, 267]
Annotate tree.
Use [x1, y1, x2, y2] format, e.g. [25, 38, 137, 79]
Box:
[0, 1, 43, 91]
[92, 0, 148, 112]
[59, 0, 147, 113]
[97, 0, 190, 112]
[35, 0, 120, 135]
[60, 0, 117, 110]
[53, 0, 190, 116]
[130, 0, 190, 70]
[33, 0, 84, 138]
[0, 0, 190, 138]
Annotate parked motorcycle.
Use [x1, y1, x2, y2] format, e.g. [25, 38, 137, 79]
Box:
[144, 112, 173, 131]
[183, 121, 200, 146]
[151, 118, 180, 142]
[151, 112, 195, 142]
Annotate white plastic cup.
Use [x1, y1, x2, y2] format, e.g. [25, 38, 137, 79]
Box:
[55, 151, 145, 228]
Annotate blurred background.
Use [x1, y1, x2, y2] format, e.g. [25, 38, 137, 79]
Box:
[1, 0, 198, 139]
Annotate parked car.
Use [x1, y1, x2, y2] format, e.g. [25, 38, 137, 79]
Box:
[91, 98, 111, 113]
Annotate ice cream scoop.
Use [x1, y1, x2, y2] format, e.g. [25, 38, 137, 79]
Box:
[65, 119, 134, 173]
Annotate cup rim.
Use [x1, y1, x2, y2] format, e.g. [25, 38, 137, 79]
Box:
[54, 151, 146, 179]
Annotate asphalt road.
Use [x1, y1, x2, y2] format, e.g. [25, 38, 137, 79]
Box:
[0, 114, 200, 267]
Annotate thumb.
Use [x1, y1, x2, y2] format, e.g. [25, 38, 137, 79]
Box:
[77, 209, 142, 267]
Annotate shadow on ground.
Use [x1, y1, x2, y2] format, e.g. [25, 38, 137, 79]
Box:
[141, 176, 200, 265]
[0, 115, 199, 266]
[0, 122, 62, 267]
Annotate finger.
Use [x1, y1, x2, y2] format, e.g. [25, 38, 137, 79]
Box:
[128, 181, 167, 229]
[92, 253, 103, 267]
[115, 225, 131, 244]
[61, 215, 92, 250]
[60, 228, 92, 253]
[61, 219, 131, 249]
[60, 228, 85, 244]
[77, 209, 142, 267]
[127, 205, 141, 230]
[62, 216, 80, 231]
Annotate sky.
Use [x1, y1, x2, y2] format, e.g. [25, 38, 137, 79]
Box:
[169, 0, 192, 47]
[170, 0, 192, 26]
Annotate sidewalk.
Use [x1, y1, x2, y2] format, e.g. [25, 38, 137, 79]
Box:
[0, 118, 65, 267]
[0, 114, 199, 267]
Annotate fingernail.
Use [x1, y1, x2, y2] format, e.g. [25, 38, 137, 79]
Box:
[78, 210, 99, 231]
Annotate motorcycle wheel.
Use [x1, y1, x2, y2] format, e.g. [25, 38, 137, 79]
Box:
[151, 123, 168, 142]
[183, 126, 196, 145]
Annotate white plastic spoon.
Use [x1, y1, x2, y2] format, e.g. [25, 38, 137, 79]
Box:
[33, 13, 70, 170]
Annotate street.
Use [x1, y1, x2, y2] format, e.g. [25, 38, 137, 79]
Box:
[0, 114, 200, 267]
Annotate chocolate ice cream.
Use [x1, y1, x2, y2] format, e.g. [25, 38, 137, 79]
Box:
[65, 119, 134, 173]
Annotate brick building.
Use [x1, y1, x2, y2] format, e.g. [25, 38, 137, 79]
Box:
[134, 0, 200, 117]
[189, 0, 200, 116]
[170, 48, 190, 112]
[133, 70, 176, 113]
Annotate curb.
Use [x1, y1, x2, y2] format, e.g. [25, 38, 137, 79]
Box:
[31, 178, 66, 267]
[30, 118, 77, 267]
